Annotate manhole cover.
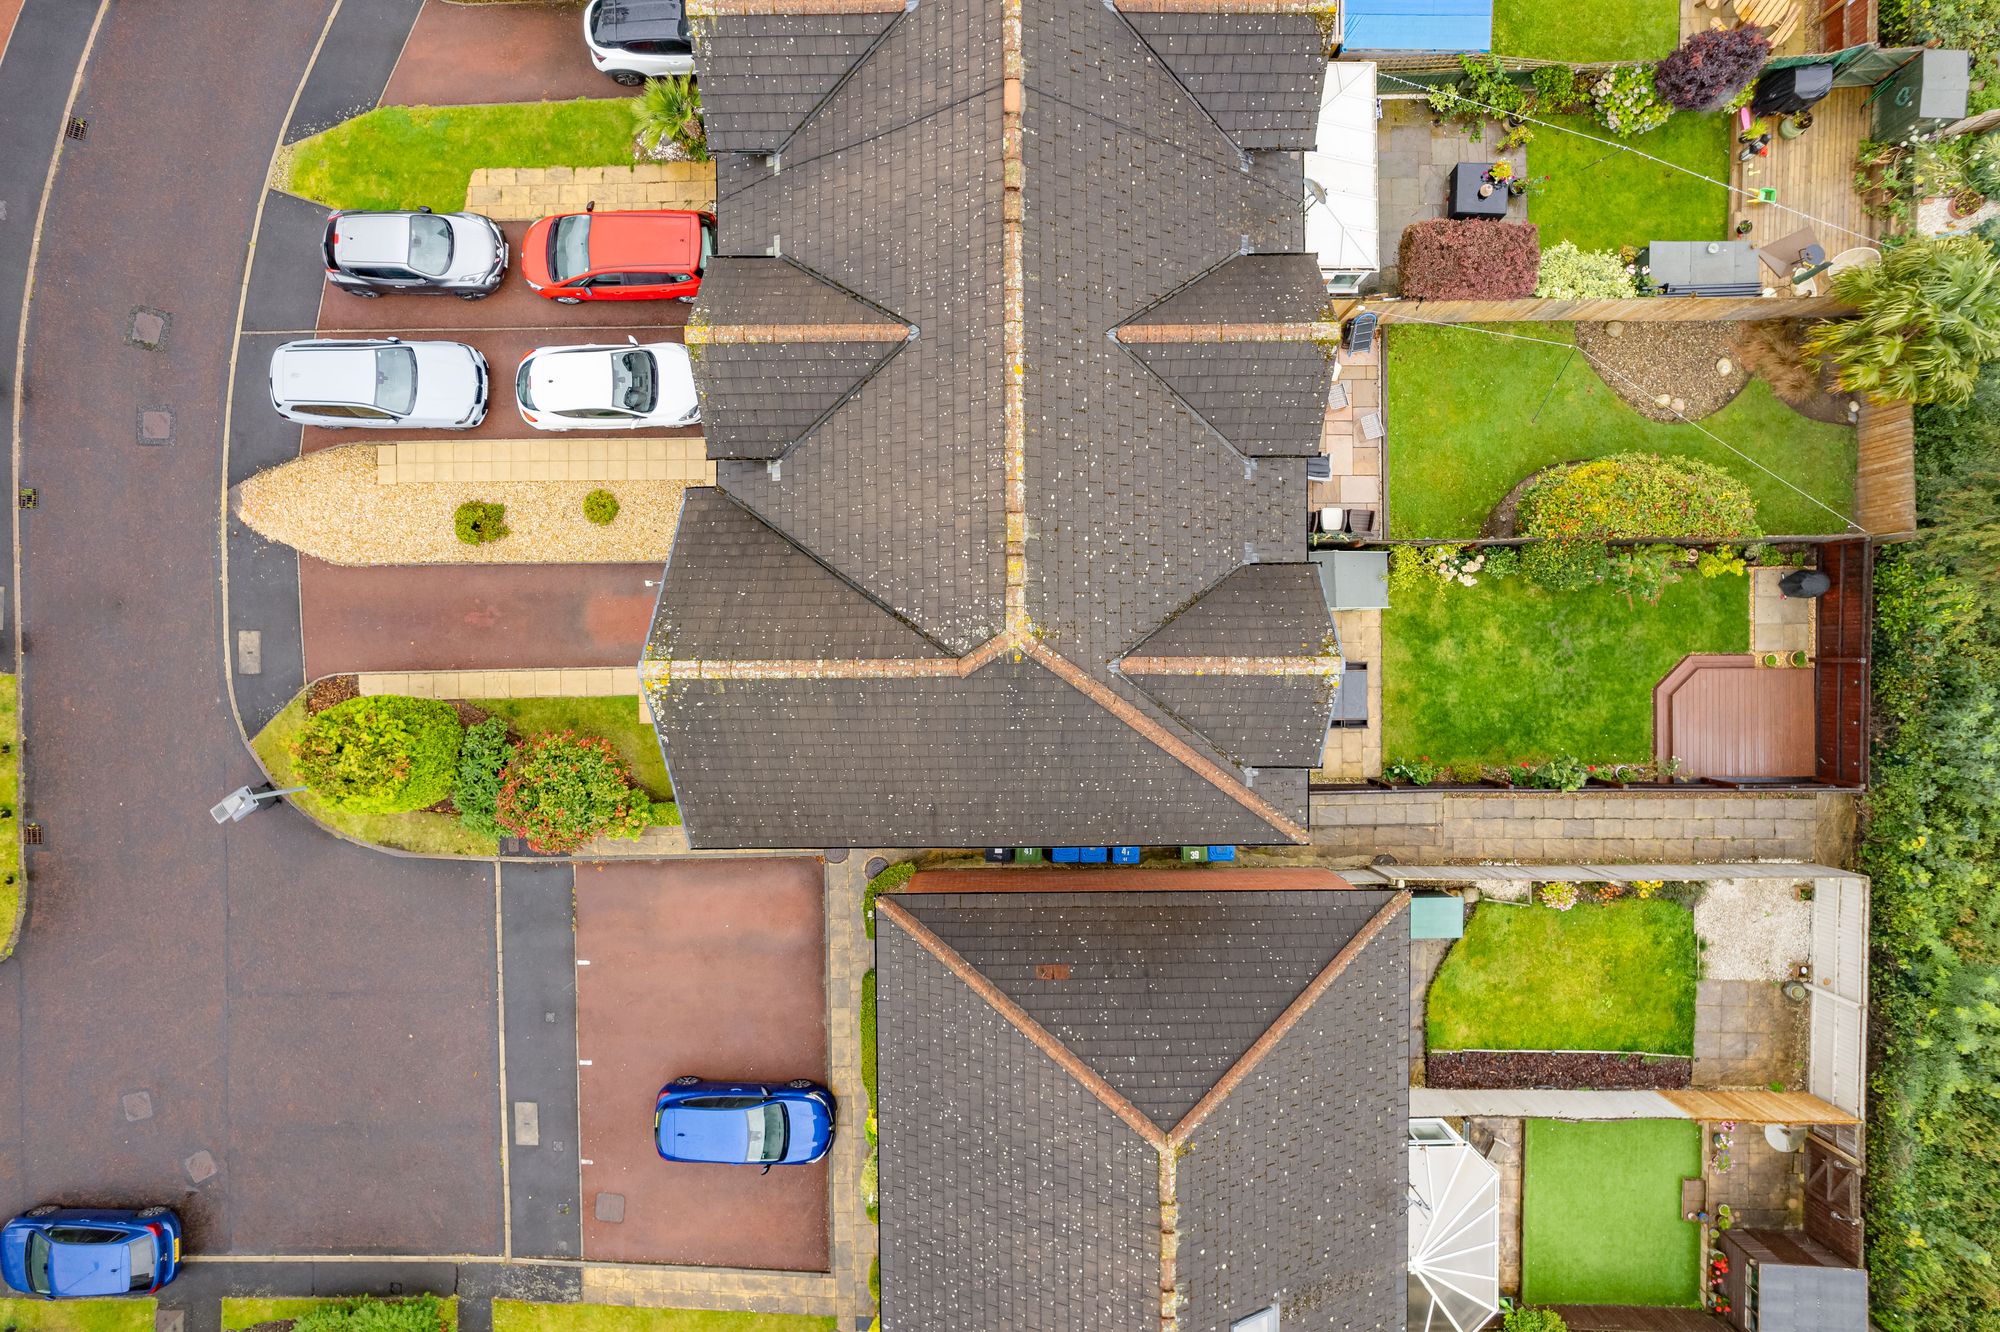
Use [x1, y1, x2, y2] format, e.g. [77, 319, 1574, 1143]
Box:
[825, 848, 848, 863]
[865, 856, 887, 879]
[121, 1090, 155, 1122]
[127, 307, 169, 351]
[138, 408, 173, 446]
[183, 1150, 217, 1184]
[593, 1192, 625, 1223]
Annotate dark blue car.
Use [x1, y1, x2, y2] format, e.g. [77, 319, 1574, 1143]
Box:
[654, 1077, 835, 1171]
[0, 1206, 183, 1298]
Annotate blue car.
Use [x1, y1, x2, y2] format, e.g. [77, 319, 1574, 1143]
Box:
[0, 1206, 183, 1298]
[654, 1077, 836, 1171]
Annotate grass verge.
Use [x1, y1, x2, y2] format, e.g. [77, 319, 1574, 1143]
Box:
[1386, 324, 1856, 538]
[1427, 899, 1697, 1055]
[1522, 1118, 1703, 1305]
[1383, 572, 1748, 765]
[221, 1299, 458, 1332]
[0, 675, 19, 958]
[492, 1303, 836, 1332]
[252, 693, 499, 857]
[1492, 0, 1679, 61]
[0, 1299, 156, 1332]
[286, 100, 638, 212]
[1528, 112, 1732, 252]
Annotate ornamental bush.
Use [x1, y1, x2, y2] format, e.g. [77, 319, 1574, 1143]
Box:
[583, 488, 620, 526]
[454, 500, 509, 545]
[1522, 538, 1612, 592]
[1397, 218, 1541, 299]
[1804, 234, 2000, 406]
[1535, 241, 1639, 299]
[494, 731, 652, 854]
[1652, 27, 1771, 111]
[293, 1297, 449, 1332]
[1530, 64, 1591, 113]
[453, 716, 513, 836]
[1503, 1307, 1570, 1332]
[1591, 64, 1673, 137]
[1517, 453, 1761, 541]
[290, 695, 463, 813]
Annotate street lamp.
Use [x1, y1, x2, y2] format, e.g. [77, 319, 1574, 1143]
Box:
[209, 785, 305, 824]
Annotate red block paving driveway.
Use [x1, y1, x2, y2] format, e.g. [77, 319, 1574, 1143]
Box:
[574, 858, 831, 1271]
[382, 0, 623, 107]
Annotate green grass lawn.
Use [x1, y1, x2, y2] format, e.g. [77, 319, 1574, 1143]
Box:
[0, 675, 19, 958]
[1386, 324, 1857, 538]
[0, 1299, 156, 1332]
[1522, 1119, 1703, 1305]
[222, 1299, 458, 1332]
[1493, 0, 1679, 61]
[1384, 573, 1748, 766]
[492, 1303, 835, 1332]
[285, 100, 639, 212]
[472, 697, 671, 802]
[1527, 112, 1732, 252]
[1427, 900, 1698, 1054]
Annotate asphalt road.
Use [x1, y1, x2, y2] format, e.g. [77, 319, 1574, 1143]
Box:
[0, 0, 513, 1259]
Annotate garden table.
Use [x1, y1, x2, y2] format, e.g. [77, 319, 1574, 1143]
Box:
[1447, 162, 1509, 220]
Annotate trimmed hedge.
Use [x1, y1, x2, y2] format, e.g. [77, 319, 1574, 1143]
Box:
[1398, 218, 1541, 300]
[293, 1297, 449, 1332]
[1518, 453, 1761, 541]
[290, 695, 463, 814]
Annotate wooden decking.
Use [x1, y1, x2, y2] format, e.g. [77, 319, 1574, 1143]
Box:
[1732, 86, 1882, 270]
[1654, 654, 1817, 780]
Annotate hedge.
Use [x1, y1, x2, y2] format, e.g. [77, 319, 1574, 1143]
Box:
[1398, 218, 1541, 300]
[290, 695, 463, 814]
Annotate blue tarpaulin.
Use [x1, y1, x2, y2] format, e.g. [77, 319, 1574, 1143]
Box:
[1342, 0, 1492, 53]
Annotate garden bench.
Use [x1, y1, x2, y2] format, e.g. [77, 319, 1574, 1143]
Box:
[1681, 1175, 1708, 1219]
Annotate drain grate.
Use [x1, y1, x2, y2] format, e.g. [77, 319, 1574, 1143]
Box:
[23, 822, 41, 846]
[17, 488, 34, 510]
[65, 117, 86, 141]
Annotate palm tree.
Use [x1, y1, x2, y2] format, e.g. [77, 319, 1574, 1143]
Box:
[634, 75, 708, 162]
[1804, 234, 2000, 406]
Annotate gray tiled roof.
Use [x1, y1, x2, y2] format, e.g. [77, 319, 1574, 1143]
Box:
[1128, 341, 1334, 457]
[1127, 563, 1336, 658]
[1123, 13, 1329, 150]
[693, 12, 901, 154]
[694, 341, 905, 459]
[1125, 672, 1334, 767]
[1128, 254, 1333, 327]
[696, 255, 901, 326]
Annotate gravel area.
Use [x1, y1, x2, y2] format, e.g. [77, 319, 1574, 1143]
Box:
[1574, 320, 1748, 422]
[236, 443, 688, 566]
[1693, 876, 1812, 980]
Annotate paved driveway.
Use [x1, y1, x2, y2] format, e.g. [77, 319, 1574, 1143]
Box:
[383, 0, 625, 107]
[574, 858, 830, 1271]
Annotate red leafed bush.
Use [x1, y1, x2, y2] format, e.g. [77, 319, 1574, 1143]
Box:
[1398, 219, 1541, 299]
[1653, 27, 1771, 111]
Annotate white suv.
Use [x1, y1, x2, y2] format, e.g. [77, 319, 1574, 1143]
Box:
[585, 0, 694, 85]
[270, 339, 488, 429]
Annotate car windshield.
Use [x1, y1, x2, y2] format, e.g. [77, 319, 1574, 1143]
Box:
[514, 360, 536, 411]
[745, 1102, 788, 1163]
[126, 1235, 157, 1291]
[374, 347, 417, 416]
[24, 1233, 50, 1295]
[551, 215, 591, 283]
[612, 350, 657, 413]
[406, 215, 454, 276]
[699, 219, 715, 273]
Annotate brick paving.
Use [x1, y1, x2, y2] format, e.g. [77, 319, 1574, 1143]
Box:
[464, 164, 717, 222]
[1750, 566, 1815, 657]
[1705, 1123, 1806, 1230]
[1309, 790, 1855, 863]
[357, 665, 642, 701]
[372, 438, 715, 486]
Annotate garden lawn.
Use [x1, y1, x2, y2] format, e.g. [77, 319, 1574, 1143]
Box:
[285, 100, 638, 212]
[1522, 1119, 1703, 1305]
[1387, 324, 1856, 538]
[1492, 0, 1678, 61]
[492, 1303, 835, 1332]
[253, 693, 498, 857]
[1383, 573, 1748, 766]
[0, 674, 19, 958]
[1427, 900, 1697, 1054]
[0, 1300, 155, 1332]
[472, 696, 671, 802]
[1528, 113, 1731, 252]
[222, 1300, 459, 1332]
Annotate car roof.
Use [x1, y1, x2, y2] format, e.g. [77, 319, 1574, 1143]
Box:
[330, 214, 413, 267]
[48, 1231, 137, 1298]
[593, 0, 687, 43]
[527, 348, 618, 412]
[275, 345, 385, 406]
[582, 212, 702, 272]
[658, 1100, 751, 1162]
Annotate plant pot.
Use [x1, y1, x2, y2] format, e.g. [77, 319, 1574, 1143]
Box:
[1949, 188, 1987, 220]
[1778, 112, 1812, 139]
[1761, 652, 1781, 667]
[1476, 183, 1495, 199]
[1790, 650, 1809, 667]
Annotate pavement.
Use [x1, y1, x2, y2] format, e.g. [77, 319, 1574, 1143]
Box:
[382, 0, 626, 108]
[574, 858, 831, 1272]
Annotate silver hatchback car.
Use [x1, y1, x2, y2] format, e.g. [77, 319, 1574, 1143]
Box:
[321, 209, 507, 299]
[269, 339, 488, 429]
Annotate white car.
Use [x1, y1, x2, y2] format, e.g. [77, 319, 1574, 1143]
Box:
[269, 338, 488, 429]
[515, 341, 699, 431]
[585, 0, 694, 85]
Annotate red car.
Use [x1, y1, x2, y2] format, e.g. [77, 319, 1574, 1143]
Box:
[521, 208, 715, 303]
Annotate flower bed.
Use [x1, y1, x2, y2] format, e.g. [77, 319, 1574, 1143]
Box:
[1426, 1049, 1693, 1089]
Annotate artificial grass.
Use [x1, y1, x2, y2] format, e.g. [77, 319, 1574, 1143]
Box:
[253, 694, 499, 858]
[471, 696, 671, 802]
[491, 1303, 836, 1332]
[221, 1299, 458, 1332]
[285, 100, 639, 212]
[1527, 112, 1732, 253]
[1493, 0, 1678, 62]
[0, 675, 19, 959]
[1521, 1119, 1704, 1306]
[0, 1300, 156, 1332]
[1386, 323, 1858, 538]
[1427, 900, 1698, 1055]
[1383, 572, 1748, 766]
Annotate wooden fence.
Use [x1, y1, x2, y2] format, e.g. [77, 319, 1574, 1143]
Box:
[1815, 539, 1872, 788]
[1344, 295, 1855, 323]
[1855, 397, 1916, 538]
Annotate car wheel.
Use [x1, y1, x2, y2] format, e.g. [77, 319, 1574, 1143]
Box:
[25, 1204, 57, 1217]
[785, 1079, 817, 1089]
[610, 70, 646, 87]
[554, 296, 583, 305]
[457, 291, 491, 301]
[136, 1206, 168, 1219]
[345, 287, 381, 299]
[670, 1075, 700, 1086]
[676, 295, 697, 303]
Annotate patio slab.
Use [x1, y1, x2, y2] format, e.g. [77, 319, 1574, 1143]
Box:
[1374, 100, 1527, 292]
[1693, 979, 1806, 1089]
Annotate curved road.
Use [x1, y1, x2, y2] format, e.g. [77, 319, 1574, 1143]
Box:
[0, 0, 512, 1271]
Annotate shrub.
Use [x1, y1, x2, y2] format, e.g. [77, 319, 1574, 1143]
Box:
[1517, 453, 1761, 541]
[1695, 546, 1748, 578]
[1522, 755, 1590, 791]
[1398, 218, 1542, 299]
[862, 860, 915, 940]
[1968, 132, 2000, 198]
[1531, 64, 1591, 113]
[1481, 544, 1521, 579]
[293, 1297, 449, 1332]
[454, 500, 509, 545]
[1384, 757, 1442, 785]
[583, 489, 620, 526]
[1535, 241, 1639, 299]
[1538, 881, 1581, 911]
[635, 74, 707, 161]
[1591, 64, 1673, 137]
[1805, 235, 2000, 406]
[1522, 538, 1611, 591]
[290, 695, 463, 814]
[1604, 543, 1686, 603]
[1652, 27, 1771, 111]
[1504, 1308, 1570, 1332]
[454, 717, 513, 836]
[494, 731, 652, 853]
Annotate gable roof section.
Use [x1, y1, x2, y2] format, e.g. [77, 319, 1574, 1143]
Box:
[692, 9, 905, 154]
[1126, 562, 1335, 658]
[1121, 12, 1329, 150]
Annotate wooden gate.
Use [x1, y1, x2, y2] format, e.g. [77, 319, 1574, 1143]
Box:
[1804, 1134, 1865, 1265]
